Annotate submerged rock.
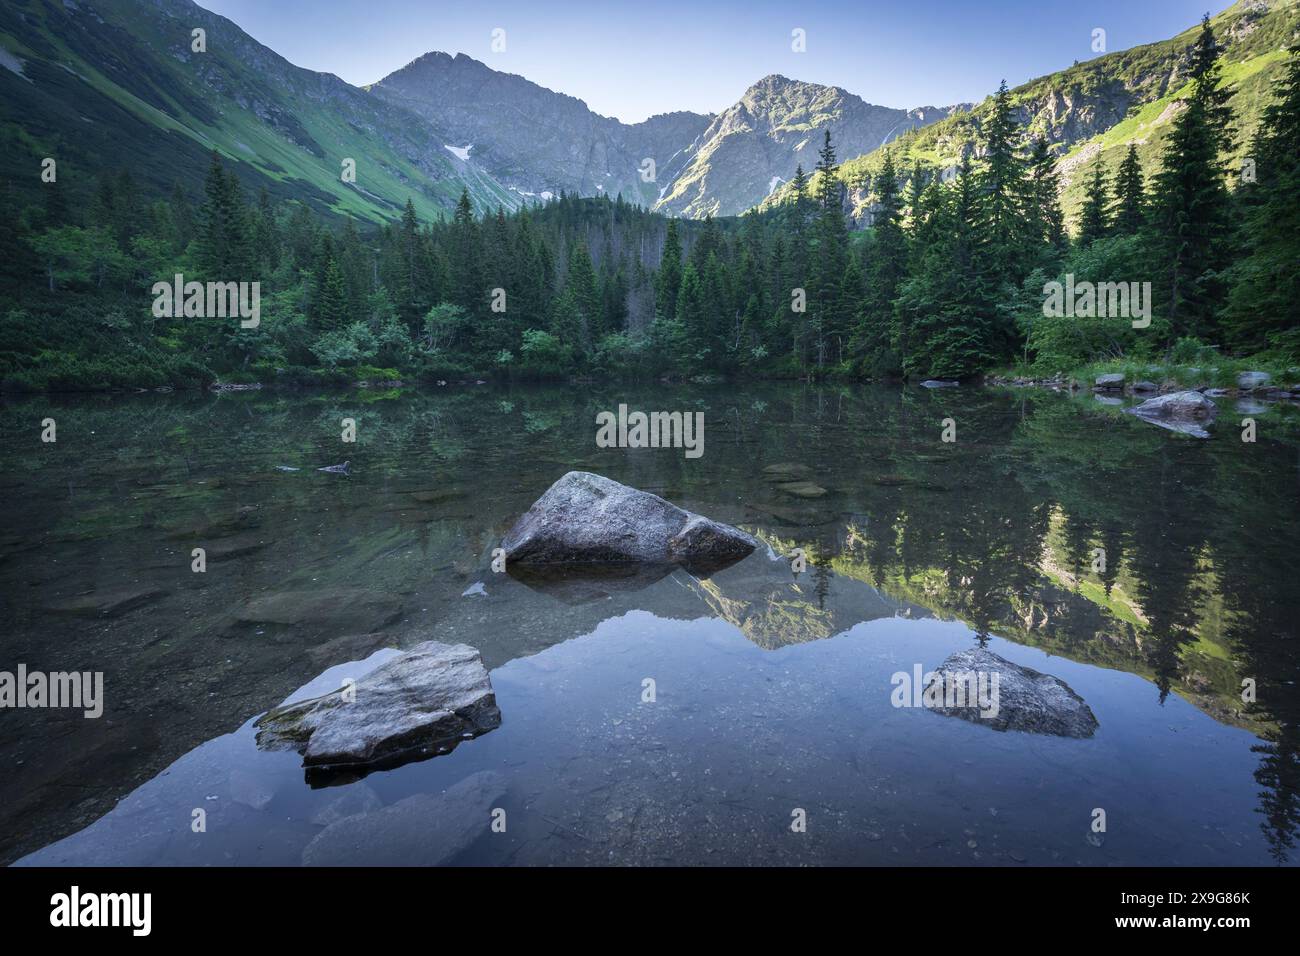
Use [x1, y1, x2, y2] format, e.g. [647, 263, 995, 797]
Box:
[928, 647, 1098, 738]
[500, 471, 756, 574]
[921, 380, 959, 388]
[235, 588, 402, 633]
[256, 641, 501, 770]
[42, 585, 167, 618]
[776, 480, 828, 498]
[1125, 390, 1218, 438]
[302, 770, 506, 866]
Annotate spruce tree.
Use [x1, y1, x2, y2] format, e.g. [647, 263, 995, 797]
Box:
[1223, 42, 1300, 350]
[857, 151, 907, 370]
[1111, 144, 1146, 236]
[1024, 137, 1065, 254]
[979, 80, 1027, 281]
[656, 219, 683, 319]
[1149, 14, 1236, 339]
[810, 129, 849, 368]
[1078, 162, 1111, 246]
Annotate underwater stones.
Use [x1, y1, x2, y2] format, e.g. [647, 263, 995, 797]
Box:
[762, 462, 813, 479]
[302, 770, 506, 866]
[775, 480, 828, 498]
[256, 641, 500, 770]
[501, 471, 756, 574]
[42, 585, 167, 618]
[235, 588, 402, 633]
[202, 532, 266, 562]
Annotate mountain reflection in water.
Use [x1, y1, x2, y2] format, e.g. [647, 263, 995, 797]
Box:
[2, 383, 1297, 865]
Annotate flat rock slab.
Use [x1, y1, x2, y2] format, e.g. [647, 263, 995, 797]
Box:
[776, 480, 828, 498]
[501, 471, 756, 575]
[256, 641, 501, 770]
[928, 647, 1098, 738]
[408, 489, 465, 504]
[203, 533, 267, 561]
[762, 463, 813, 479]
[42, 585, 167, 618]
[303, 770, 506, 866]
[235, 588, 402, 632]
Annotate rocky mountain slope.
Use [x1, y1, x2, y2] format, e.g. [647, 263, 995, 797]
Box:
[654, 75, 964, 218]
[369, 52, 712, 210]
[370, 55, 958, 218]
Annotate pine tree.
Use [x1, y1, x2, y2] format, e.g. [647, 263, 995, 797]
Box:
[196, 151, 251, 278]
[1111, 144, 1146, 236]
[979, 80, 1027, 282]
[857, 152, 907, 373]
[810, 129, 849, 368]
[1024, 137, 1065, 254]
[675, 259, 709, 360]
[896, 155, 997, 379]
[656, 218, 683, 319]
[1149, 14, 1236, 339]
[1078, 162, 1111, 246]
[565, 240, 599, 352]
[1223, 42, 1300, 350]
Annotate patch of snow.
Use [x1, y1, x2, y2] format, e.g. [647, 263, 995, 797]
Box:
[767, 175, 784, 195]
[0, 47, 30, 82]
[539, 190, 554, 201]
[461, 582, 487, 598]
[444, 144, 472, 161]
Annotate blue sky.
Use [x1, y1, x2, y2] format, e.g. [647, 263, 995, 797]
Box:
[198, 0, 1219, 123]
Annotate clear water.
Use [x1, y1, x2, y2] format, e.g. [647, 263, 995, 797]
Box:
[3, 383, 1297, 866]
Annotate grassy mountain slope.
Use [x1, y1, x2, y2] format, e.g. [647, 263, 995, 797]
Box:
[760, 0, 1299, 229]
[0, 0, 517, 223]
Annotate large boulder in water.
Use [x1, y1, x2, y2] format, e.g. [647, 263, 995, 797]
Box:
[256, 641, 500, 771]
[501, 471, 757, 574]
[1125, 390, 1217, 438]
[927, 647, 1098, 738]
